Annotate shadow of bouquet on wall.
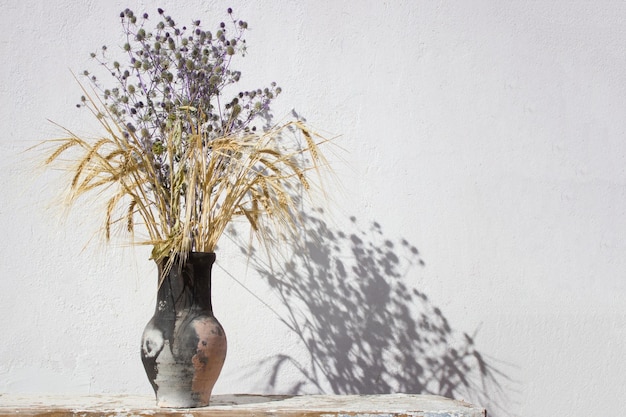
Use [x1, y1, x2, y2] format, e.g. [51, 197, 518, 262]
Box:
[232, 209, 511, 415]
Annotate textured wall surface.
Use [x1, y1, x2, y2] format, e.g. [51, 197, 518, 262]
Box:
[1, 2, 625, 417]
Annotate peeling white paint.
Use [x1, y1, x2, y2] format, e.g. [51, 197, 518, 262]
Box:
[0, 394, 484, 416]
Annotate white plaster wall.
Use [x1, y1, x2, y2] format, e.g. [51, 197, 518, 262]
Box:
[1, 1, 625, 416]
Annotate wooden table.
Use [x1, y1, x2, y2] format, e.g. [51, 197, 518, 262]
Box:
[0, 393, 486, 417]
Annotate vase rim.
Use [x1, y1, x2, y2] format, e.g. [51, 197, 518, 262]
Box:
[156, 252, 217, 263]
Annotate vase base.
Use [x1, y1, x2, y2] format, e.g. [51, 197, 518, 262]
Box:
[156, 399, 210, 408]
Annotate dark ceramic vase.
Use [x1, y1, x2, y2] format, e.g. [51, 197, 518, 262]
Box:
[141, 252, 227, 408]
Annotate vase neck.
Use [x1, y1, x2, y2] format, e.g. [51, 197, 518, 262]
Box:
[156, 253, 216, 315]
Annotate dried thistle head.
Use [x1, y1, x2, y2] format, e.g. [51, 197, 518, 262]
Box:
[80, 7, 279, 151]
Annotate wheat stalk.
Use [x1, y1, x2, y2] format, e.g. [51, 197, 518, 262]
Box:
[40, 94, 331, 267]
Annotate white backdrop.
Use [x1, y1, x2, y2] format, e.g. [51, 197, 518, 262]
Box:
[1, 1, 625, 417]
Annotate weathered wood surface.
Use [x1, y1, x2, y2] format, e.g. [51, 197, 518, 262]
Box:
[0, 393, 485, 417]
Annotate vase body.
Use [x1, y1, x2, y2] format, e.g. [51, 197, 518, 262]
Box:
[141, 252, 227, 408]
